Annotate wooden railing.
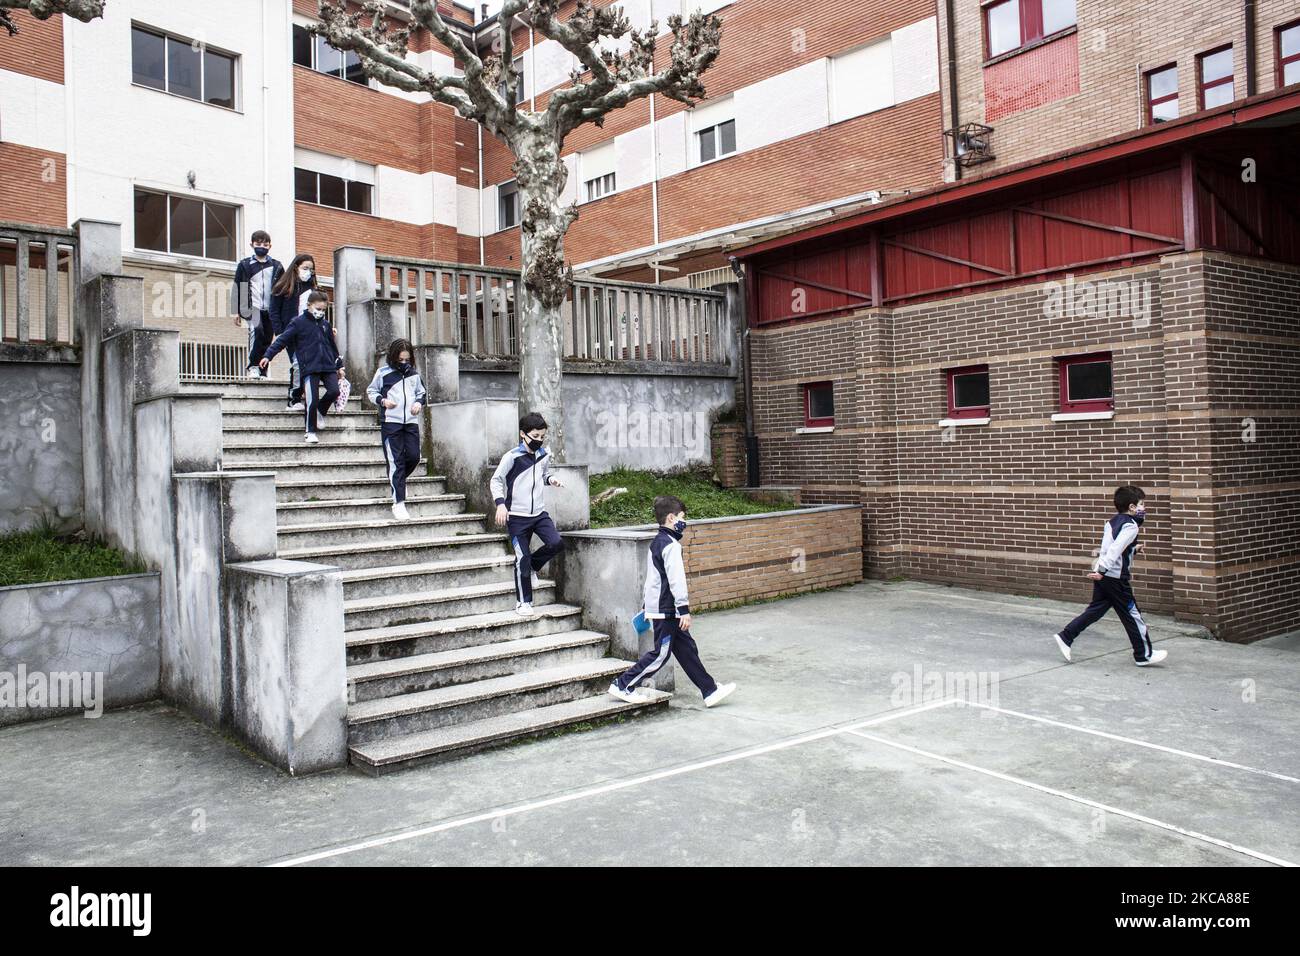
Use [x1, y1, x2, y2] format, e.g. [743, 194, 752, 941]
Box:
[375, 255, 732, 366]
[0, 222, 79, 348]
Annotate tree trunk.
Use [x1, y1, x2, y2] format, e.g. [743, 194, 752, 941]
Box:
[513, 127, 573, 458]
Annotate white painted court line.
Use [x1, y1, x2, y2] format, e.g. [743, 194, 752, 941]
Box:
[842, 729, 1297, 868]
[267, 698, 955, 867]
[958, 700, 1300, 784]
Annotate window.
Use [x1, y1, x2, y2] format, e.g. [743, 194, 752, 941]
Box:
[1197, 45, 1234, 109]
[585, 172, 616, 202]
[1058, 353, 1113, 413]
[292, 23, 367, 85]
[947, 366, 991, 420]
[1278, 21, 1300, 87]
[294, 168, 373, 214]
[500, 54, 527, 101]
[131, 25, 238, 109]
[133, 188, 238, 261]
[983, 0, 1077, 59]
[698, 119, 736, 164]
[803, 381, 834, 428]
[1145, 65, 1179, 124]
[498, 180, 519, 230]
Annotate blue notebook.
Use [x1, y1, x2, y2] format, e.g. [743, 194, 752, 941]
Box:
[631, 610, 650, 635]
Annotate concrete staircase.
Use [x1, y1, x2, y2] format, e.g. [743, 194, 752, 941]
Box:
[212, 378, 669, 774]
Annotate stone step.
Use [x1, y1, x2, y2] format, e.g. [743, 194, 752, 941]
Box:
[340, 555, 518, 600]
[275, 475, 447, 502]
[222, 423, 383, 445]
[345, 602, 583, 663]
[276, 513, 486, 547]
[346, 658, 635, 745]
[279, 531, 507, 571]
[219, 395, 367, 414]
[347, 629, 610, 701]
[343, 579, 554, 631]
[276, 494, 465, 525]
[221, 409, 378, 429]
[223, 441, 390, 464]
[349, 690, 671, 775]
[223, 458, 428, 483]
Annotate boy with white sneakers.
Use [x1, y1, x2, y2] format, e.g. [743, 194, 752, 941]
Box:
[1053, 485, 1168, 667]
[491, 413, 565, 616]
[260, 290, 344, 444]
[609, 495, 736, 708]
[366, 339, 426, 521]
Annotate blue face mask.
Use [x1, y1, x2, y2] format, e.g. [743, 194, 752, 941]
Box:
[253, 246, 269, 259]
[673, 519, 686, 533]
[1133, 506, 1146, 526]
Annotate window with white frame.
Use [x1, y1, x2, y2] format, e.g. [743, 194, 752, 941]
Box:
[133, 188, 238, 261]
[697, 119, 736, 164]
[498, 180, 520, 230]
[585, 172, 616, 202]
[131, 24, 238, 109]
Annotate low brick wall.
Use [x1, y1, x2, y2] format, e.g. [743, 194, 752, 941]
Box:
[682, 505, 862, 608]
[711, 422, 747, 488]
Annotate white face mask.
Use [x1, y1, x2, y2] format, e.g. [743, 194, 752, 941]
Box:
[309, 307, 326, 319]
[298, 266, 313, 281]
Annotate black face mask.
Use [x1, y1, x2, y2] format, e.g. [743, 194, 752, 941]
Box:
[253, 246, 269, 259]
[395, 361, 411, 374]
[525, 437, 544, 452]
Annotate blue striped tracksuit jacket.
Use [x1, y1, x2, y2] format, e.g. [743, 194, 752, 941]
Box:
[490, 443, 564, 604]
[366, 363, 427, 504]
[230, 254, 282, 373]
[1058, 512, 1155, 661]
[613, 525, 718, 698]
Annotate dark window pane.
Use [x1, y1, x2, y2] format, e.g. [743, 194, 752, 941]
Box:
[134, 190, 168, 252]
[1067, 360, 1112, 402]
[699, 128, 715, 163]
[168, 196, 204, 257]
[987, 0, 1020, 56]
[953, 371, 990, 409]
[292, 24, 313, 68]
[318, 173, 346, 209]
[808, 384, 834, 420]
[315, 35, 343, 76]
[347, 181, 372, 214]
[204, 49, 235, 108]
[204, 202, 237, 261]
[1148, 66, 1177, 100]
[1201, 47, 1233, 83]
[344, 49, 367, 85]
[132, 28, 166, 90]
[167, 36, 202, 100]
[499, 183, 518, 229]
[719, 119, 736, 155]
[294, 168, 318, 203]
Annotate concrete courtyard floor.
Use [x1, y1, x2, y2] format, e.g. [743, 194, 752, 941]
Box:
[2, 580, 1297, 867]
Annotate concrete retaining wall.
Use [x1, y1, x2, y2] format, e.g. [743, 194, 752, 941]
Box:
[0, 353, 84, 534]
[0, 572, 161, 726]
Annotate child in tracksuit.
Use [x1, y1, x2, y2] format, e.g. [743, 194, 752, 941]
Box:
[260, 290, 346, 443]
[1053, 485, 1167, 667]
[269, 254, 319, 409]
[366, 339, 426, 522]
[230, 230, 283, 378]
[490, 412, 565, 617]
[608, 495, 737, 707]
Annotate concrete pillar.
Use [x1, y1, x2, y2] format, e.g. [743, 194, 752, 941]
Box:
[415, 343, 460, 404]
[224, 559, 348, 775]
[333, 245, 376, 381]
[346, 296, 407, 385]
[75, 220, 123, 538]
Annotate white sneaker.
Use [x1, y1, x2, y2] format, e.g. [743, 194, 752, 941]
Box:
[286, 401, 305, 411]
[705, 682, 737, 708]
[392, 503, 410, 521]
[514, 602, 534, 617]
[246, 367, 262, 379]
[1135, 649, 1168, 667]
[304, 433, 319, 444]
[1053, 634, 1072, 663]
[607, 682, 639, 704]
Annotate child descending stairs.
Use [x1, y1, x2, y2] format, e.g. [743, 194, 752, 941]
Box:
[214, 378, 669, 774]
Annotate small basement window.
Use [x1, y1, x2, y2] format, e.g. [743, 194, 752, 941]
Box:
[947, 365, 991, 420]
[804, 381, 834, 428]
[1058, 353, 1113, 413]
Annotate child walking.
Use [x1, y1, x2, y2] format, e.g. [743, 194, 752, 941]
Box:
[490, 413, 565, 616]
[269, 254, 319, 409]
[608, 495, 737, 707]
[1053, 485, 1167, 666]
[260, 290, 345, 444]
[230, 230, 283, 378]
[366, 339, 426, 521]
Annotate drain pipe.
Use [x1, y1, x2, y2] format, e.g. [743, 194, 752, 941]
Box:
[1244, 1, 1257, 97]
[731, 256, 760, 488]
[945, 0, 962, 181]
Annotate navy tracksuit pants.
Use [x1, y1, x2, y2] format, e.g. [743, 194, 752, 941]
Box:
[615, 617, 718, 698]
[246, 311, 272, 373]
[301, 371, 340, 434]
[506, 512, 563, 603]
[381, 422, 421, 504]
[1058, 575, 1154, 662]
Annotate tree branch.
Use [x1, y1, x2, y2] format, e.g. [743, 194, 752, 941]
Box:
[0, 0, 104, 36]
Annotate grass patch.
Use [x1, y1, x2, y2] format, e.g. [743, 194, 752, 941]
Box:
[590, 468, 800, 529]
[0, 520, 148, 588]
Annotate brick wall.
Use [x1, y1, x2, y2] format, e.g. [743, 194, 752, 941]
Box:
[0, 8, 63, 83]
[0, 144, 66, 229]
[681, 505, 864, 608]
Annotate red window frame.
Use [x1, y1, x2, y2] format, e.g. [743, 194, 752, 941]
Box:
[1144, 64, 1179, 125]
[1058, 353, 1113, 414]
[803, 381, 834, 428]
[1197, 44, 1234, 109]
[1278, 20, 1300, 88]
[982, 0, 1076, 60]
[946, 365, 991, 420]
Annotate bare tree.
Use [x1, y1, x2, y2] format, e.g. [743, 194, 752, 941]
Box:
[0, 0, 104, 36]
[316, 0, 721, 457]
